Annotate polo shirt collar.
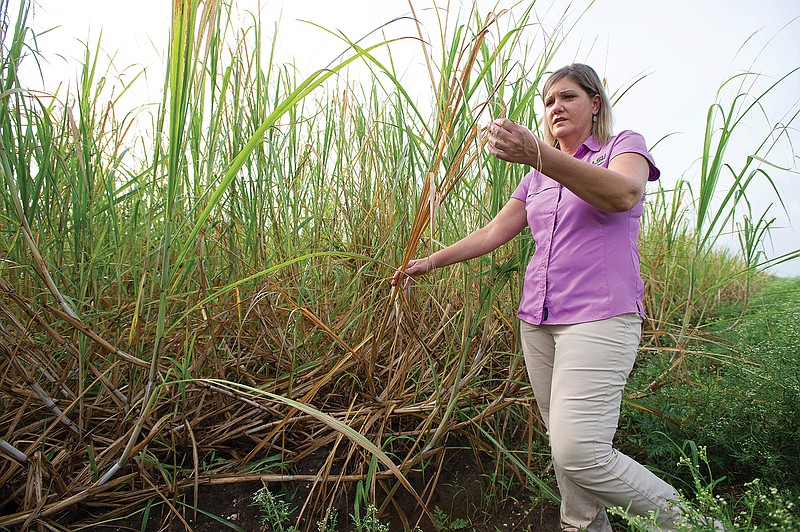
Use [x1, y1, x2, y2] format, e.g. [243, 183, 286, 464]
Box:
[583, 135, 602, 152]
[572, 134, 601, 159]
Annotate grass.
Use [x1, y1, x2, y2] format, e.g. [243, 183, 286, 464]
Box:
[0, 0, 798, 530]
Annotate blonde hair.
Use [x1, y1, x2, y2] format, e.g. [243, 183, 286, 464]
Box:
[542, 64, 613, 148]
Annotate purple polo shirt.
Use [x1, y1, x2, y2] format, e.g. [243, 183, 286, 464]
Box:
[511, 130, 660, 325]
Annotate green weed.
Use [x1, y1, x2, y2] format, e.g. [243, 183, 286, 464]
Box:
[315, 507, 338, 532]
[609, 442, 799, 531]
[351, 504, 389, 532]
[432, 506, 470, 531]
[251, 487, 297, 531]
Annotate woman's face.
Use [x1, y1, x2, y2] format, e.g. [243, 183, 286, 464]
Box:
[544, 77, 600, 146]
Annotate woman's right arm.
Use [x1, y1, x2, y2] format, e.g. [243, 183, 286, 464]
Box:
[392, 198, 528, 288]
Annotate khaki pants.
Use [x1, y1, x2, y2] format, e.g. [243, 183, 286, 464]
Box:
[520, 314, 682, 531]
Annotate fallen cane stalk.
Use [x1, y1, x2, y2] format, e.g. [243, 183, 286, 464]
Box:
[0, 438, 27, 463]
[95, 382, 167, 486]
[0, 473, 137, 527]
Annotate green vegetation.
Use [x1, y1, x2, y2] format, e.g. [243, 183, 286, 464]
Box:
[623, 277, 800, 492]
[352, 504, 394, 532]
[252, 487, 298, 531]
[610, 444, 799, 531]
[0, 0, 797, 530]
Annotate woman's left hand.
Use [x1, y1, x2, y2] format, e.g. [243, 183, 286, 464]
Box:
[486, 118, 541, 166]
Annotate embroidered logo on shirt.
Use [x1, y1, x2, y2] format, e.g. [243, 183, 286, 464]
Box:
[592, 154, 607, 166]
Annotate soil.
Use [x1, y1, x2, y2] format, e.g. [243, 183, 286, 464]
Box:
[61, 449, 565, 531]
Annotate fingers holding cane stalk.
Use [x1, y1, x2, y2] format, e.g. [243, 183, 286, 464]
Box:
[391, 257, 436, 295]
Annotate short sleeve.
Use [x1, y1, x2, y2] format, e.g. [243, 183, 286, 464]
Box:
[511, 169, 534, 201]
[609, 130, 661, 181]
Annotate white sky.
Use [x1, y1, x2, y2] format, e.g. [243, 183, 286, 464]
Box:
[17, 0, 800, 276]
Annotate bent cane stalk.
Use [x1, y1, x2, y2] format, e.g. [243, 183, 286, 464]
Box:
[0, 140, 78, 320]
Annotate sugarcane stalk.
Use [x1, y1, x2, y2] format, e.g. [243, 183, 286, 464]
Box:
[0, 439, 27, 463]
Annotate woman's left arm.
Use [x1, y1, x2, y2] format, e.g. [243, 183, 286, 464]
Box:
[487, 118, 649, 213]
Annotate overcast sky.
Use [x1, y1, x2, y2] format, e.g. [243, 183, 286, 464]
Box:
[18, 0, 800, 276]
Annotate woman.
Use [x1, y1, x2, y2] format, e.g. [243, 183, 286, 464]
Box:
[393, 64, 689, 531]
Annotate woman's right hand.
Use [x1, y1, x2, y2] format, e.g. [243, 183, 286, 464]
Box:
[391, 257, 434, 289]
